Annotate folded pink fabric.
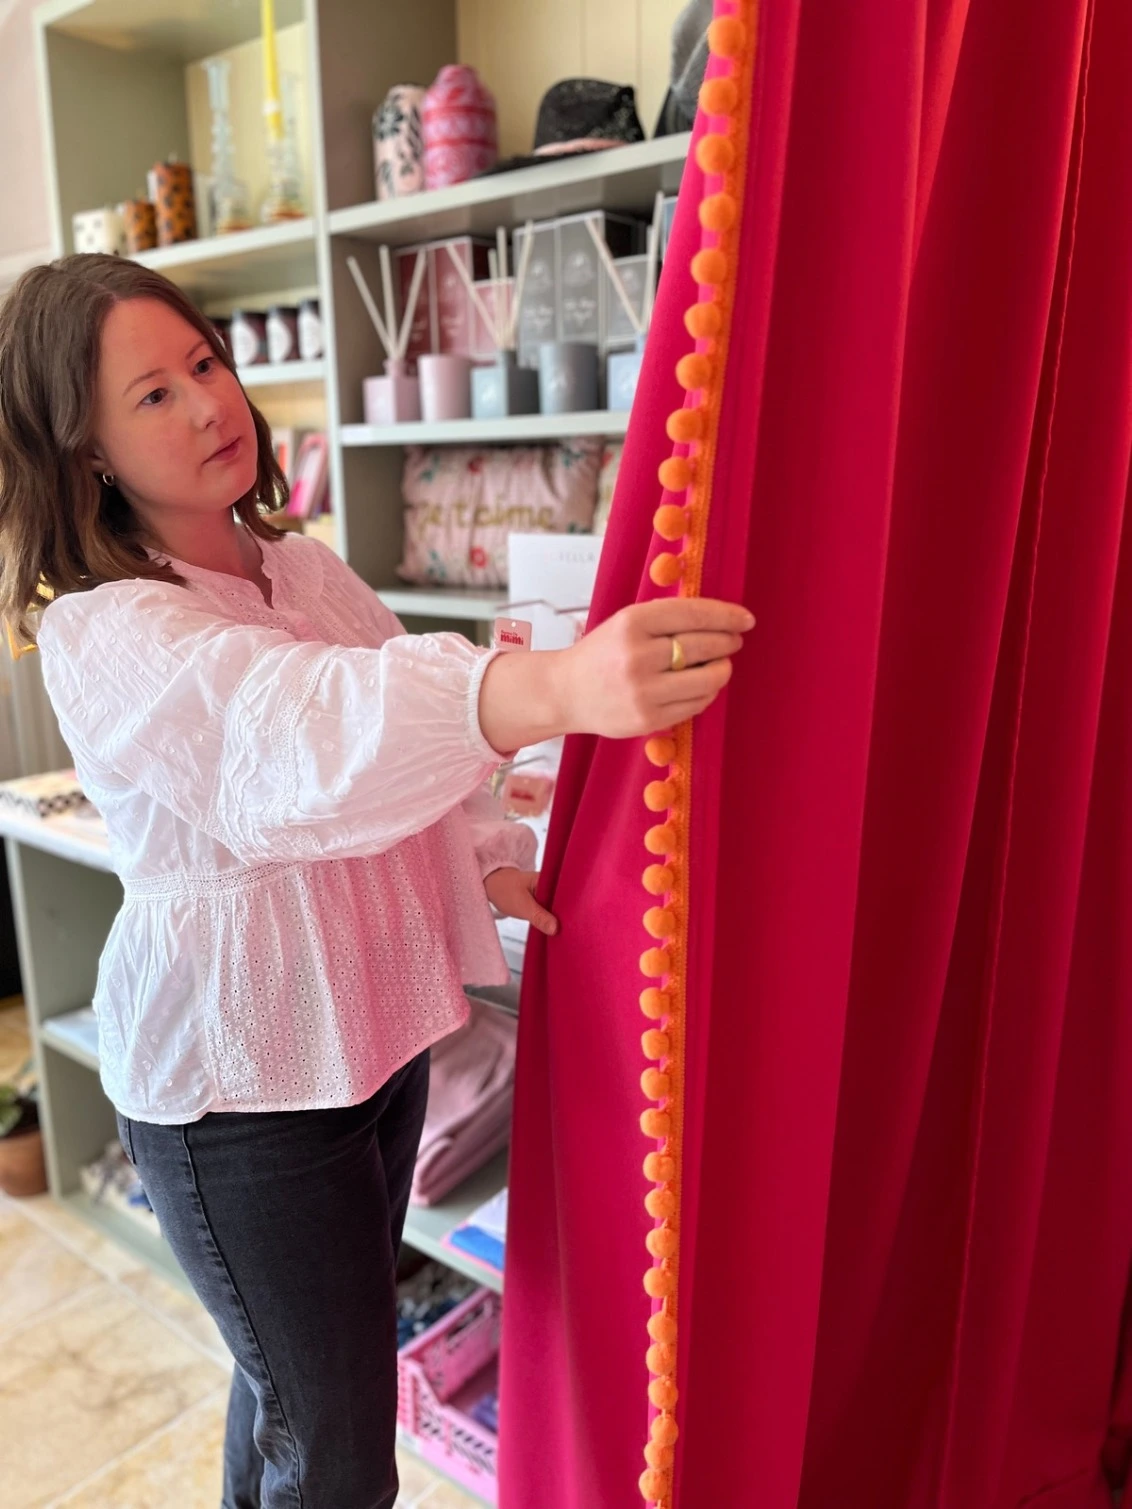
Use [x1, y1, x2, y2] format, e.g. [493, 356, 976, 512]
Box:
[410, 1001, 516, 1206]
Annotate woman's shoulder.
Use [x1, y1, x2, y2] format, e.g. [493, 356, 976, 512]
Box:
[39, 575, 193, 642]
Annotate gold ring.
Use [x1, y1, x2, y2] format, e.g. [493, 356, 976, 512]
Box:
[670, 635, 686, 673]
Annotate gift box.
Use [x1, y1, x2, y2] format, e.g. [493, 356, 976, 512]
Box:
[555, 211, 641, 348]
[512, 221, 557, 369]
[0, 770, 86, 819]
[433, 237, 492, 355]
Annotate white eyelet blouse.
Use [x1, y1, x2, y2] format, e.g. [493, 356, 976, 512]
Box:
[37, 532, 535, 1124]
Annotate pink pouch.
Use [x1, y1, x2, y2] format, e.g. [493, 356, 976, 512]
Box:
[398, 440, 601, 589]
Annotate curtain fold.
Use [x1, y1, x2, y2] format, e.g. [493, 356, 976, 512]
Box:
[500, 2, 1132, 1505]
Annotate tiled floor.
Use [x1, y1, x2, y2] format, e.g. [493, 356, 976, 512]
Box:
[0, 1003, 480, 1509]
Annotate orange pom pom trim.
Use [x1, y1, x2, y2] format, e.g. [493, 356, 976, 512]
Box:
[699, 75, 739, 116]
[645, 823, 678, 855]
[654, 505, 690, 543]
[648, 1311, 678, 1344]
[695, 132, 736, 176]
[645, 1266, 676, 1300]
[646, 1186, 677, 1219]
[638, 6, 758, 1502]
[646, 1228, 678, 1264]
[666, 407, 706, 444]
[699, 193, 738, 234]
[640, 947, 672, 979]
[643, 864, 676, 895]
[640, 986, 672, 1020]
[640, 1468, 669, 1503]
[644, 906, 677, 940]
[649, 553, 685, 588]
[685, 302, 724, 341]
[708, 14, 745, 56]
[658, 456, 694, 492]
[646, 1340, 676, 1375]
[691, 248, 727, 287]
[645, 736, 677, 766]
[652, 1415, 680, 1448]
[675, 351, 712, 391]
[642, 1028, 671, 1059]
[644, 1151, 677, 1182]
[644, 779, 677, 812]
[642, 1069, 671, 1102]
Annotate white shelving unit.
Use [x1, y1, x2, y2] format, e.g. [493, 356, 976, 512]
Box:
[133, 218, 318, 301]
[378, 585, 512, 621]
[341, 409, 630, 448]
[238, 358, 327, 389]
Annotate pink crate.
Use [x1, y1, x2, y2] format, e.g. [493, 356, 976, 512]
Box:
[398, 1288, 501, 1503]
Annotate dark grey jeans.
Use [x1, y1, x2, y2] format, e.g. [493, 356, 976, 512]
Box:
[117, 1053, 431, 1509]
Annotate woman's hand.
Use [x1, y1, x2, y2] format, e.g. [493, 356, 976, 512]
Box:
[484, 868, 558, 937]
[478, 597, 755, 753]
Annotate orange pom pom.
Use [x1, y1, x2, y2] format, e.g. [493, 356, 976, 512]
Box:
[666, 407, 706, 444]
[654, 504, 690, 543]
[648, 1310, 678, 1344]
[645, 736, 677, 766]
[640, 947, 672, 979]
[658, 455, 693, 493]
[645, 1441, 675, 1471]
[643, 863, 676, 895]
[643, 1028, 671, 1059]
[642, 1068, 671, 1101]
[646, 1341, 676, 1376]
[646, 1185, 677, 1219]
[649, 1377, 679, 1411]
[700, 75, 739, 116]
[645, 1151, 677, 1182]
[676, 352, 712, 391]
[691, 248, 727, 287]
[649, 552, 685, 588]
[647, 1226, 679, 1261]
[644, 906, 677, 939]
[708, 14, 745, 57]
[696, 132, 736, 176]
[652, 1414, 680, 1448]
[644, 779, 677, 812]
[640, 986, 672, 1020]
[640, 1467, 668, 1503]
[685, 302, 723, 340]
[645, 823, 678, 856]
[700, 193, 738, 233]
[645, 1265, 676, 1300]
[641, 1108, 672, 1139]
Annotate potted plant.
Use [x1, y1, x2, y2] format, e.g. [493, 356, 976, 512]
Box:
[0, 1074, 47, 1197]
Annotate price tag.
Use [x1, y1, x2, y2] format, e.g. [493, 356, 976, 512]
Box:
[493, 617, 532, 652]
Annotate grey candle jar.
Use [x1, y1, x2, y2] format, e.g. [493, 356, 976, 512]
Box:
[537, 341, 599, 415]
[472, 350, 540, 419]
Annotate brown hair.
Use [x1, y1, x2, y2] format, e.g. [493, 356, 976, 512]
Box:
[0, 253, 286, 643]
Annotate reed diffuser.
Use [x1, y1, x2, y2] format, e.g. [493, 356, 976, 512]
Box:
[348, 248, 428, 425]
[445, 223, 539, 419]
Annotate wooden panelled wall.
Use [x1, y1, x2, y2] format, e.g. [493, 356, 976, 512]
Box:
[457, 0, 687, 158]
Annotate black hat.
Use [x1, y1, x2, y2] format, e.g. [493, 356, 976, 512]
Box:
[482, 80, 646, 176]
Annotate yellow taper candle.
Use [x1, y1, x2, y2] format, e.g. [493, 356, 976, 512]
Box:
[261, 0, 283, 144]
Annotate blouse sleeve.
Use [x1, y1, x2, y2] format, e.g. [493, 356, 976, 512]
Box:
[38, 581, 505, 867]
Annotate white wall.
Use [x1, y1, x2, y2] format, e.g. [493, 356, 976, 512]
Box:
[0, 0, 54, 291]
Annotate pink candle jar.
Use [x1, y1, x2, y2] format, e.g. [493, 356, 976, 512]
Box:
[422, 65, 498, 189]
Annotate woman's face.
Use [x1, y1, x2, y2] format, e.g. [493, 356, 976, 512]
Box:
[89, 297, 258, 531]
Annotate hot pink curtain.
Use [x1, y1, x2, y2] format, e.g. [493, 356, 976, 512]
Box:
[500, 1, 1132, 1505]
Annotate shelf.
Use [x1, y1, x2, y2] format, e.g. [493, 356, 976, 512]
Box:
[0, 808, 116, 873]
[41, 0, 305, 64]
[377, 586, 510, 622]
[40, 1008, 100, 1073]
[341, 410, 629, 448]
[239, 360, 326, 389]
[62, 1192, 190, 1291]
[133, 220, 318, 302]
[402, 1149, 508, 1295]
[329, 134, 691, 247]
